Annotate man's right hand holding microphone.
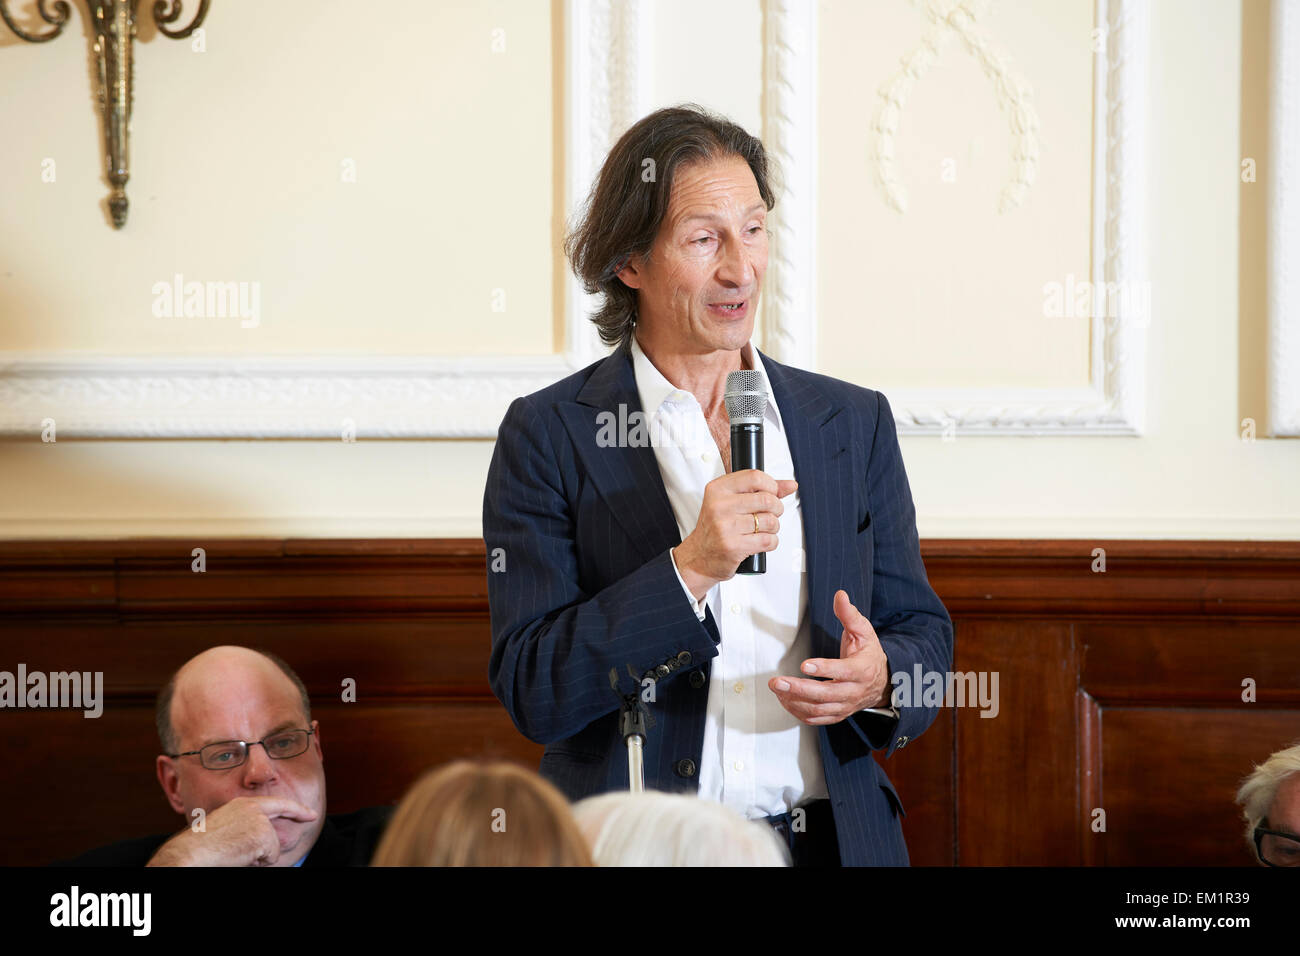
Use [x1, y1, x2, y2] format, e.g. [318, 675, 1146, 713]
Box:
[671, 469, 798, 602]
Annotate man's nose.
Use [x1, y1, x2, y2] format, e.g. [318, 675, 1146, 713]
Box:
[715, 235, 755, 287]
[240, 741, 279, 787]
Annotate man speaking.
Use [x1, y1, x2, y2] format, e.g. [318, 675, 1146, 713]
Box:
[484, 104, 953, 866]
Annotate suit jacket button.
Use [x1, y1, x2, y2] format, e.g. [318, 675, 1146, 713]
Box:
[689, 670, 706, 689]
[676, 651, 692, 666]
[655, 664, 671, 679]
[675, 758, 697, 778]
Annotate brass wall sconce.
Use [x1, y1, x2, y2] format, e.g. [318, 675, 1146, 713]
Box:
[0, 1, 211, 228]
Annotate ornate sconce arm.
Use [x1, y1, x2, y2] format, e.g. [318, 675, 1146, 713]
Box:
[0, 0, 212, 229]
[152, 0, 208, 39]
[0, 0, 72, 43]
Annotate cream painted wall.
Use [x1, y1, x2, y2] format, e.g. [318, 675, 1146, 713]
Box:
[0, 0, 549, 537]
[818, 0, 1094, 389]
[899, 0, 1300, 539]
[0, 0, 558, 355]
[0, 0, 1295, 540]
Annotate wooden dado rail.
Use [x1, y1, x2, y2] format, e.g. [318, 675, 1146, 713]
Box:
[1, 538, 1297, 866]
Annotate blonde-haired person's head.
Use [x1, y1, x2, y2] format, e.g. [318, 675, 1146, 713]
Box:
[1236, 741, 1300, 864]
[573, 791, 790, 866]
[371, 760, 592, 866]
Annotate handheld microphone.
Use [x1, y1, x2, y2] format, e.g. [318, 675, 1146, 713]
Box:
[725, 368, 769, 575]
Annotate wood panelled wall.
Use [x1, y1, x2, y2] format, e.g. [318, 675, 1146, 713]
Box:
[1, 538, 1296, 867]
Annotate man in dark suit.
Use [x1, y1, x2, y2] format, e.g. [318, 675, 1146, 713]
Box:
[484, 105, 953, 866]
[60, 646, 389, 867]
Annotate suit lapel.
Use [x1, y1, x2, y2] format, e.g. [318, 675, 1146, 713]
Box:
[758, 351, 855, 661]
[557, 344, 682, 568]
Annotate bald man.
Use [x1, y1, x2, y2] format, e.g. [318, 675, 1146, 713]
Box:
[62, 646, 390, 867]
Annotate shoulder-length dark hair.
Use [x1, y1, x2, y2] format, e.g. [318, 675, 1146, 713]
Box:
[564, 104, 779, 352]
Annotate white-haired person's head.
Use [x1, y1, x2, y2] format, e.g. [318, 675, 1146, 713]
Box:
[573, 791, 790, 866]
[1235, 741, 1300, 866]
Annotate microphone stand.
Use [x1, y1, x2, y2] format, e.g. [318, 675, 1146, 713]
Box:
[621, 695, 647, 793]
[610, 666, 652, 792]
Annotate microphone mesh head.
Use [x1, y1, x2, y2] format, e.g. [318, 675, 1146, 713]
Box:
[725, 369, 768, 424]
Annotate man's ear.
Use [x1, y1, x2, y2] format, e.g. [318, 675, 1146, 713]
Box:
[614, 254, 643, 290]
[156, 755, 186, 817]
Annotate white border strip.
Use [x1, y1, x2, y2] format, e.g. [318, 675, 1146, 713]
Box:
[0, 354, 580, 439]
[563, 0, 649, 372]
[1269, 0, 1300, 436]
[761, 0, 818, 371]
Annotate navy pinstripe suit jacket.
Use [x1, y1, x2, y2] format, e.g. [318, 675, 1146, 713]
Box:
[483, 340, 953, 866]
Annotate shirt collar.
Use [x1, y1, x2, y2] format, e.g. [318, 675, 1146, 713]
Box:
[629, 334, 783, 432]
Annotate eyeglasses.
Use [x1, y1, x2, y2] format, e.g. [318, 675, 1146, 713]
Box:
[1253, 821, 1300, 867]
[167, 728, 315, 771]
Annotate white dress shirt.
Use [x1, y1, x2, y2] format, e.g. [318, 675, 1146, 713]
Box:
[630, 334, 829, 819]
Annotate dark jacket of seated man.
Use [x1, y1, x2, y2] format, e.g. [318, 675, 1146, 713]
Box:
[61, 645, 390, 867]
[56, 806, 392, 867]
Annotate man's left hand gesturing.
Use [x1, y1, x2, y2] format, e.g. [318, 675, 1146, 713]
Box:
[768, 589, 891, 725]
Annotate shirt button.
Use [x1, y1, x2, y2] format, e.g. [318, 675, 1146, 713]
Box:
[733, 760, 744, 772]
[699, 452, 710, 463]
[733, 682, 744, 694]
[730, 603, 741, 615]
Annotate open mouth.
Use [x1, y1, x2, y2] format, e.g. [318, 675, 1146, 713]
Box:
[708, 300, 748, 316]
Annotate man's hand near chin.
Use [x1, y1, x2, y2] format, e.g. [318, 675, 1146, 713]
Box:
[146, 796, 319, 867]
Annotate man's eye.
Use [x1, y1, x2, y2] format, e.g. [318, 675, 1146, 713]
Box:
[692, 236, 713, 245]
[210, 749, 238, 764]
[748, 225, 763, 234]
